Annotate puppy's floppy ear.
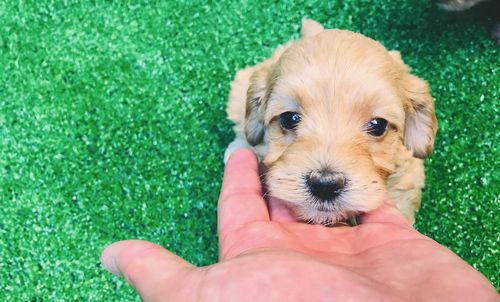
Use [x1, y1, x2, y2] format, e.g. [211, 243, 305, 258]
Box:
[301, 18, 325, 37]
[245, 65, 272, 146]
[402, 73, 438, 159]
[390, 51, 437, 158]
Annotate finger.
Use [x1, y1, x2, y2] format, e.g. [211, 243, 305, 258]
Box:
[101, 240, 195, 301]
[268, 197, 298, 222]
[218, 149, 270, 244]
[360, 199, 412, 227]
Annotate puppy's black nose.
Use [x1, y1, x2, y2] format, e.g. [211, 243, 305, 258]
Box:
[306, 170, 346, 202]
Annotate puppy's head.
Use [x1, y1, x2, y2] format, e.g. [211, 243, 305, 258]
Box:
[245, 26, 437, 224]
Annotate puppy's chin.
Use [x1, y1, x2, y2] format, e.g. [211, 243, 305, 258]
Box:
[291, 205, 358, 225]
[266, 170, 387, 225]
[275, 194, 385, 225]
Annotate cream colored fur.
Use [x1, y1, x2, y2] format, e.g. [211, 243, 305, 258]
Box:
[225, 19, 437, 224]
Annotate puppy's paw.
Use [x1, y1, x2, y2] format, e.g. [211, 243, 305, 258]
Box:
[224, 138, 251, 164]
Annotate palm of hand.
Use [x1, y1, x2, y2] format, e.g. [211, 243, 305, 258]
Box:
[214, 209, 477, 301]
[102, 150, 497, 302]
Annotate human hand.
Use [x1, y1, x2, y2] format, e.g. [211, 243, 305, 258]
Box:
[101, 149, 497, 301]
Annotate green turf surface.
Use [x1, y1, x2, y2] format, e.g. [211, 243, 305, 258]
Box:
[1, 0, 498, 300]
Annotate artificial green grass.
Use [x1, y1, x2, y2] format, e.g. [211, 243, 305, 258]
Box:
[0, 0, 498, 300]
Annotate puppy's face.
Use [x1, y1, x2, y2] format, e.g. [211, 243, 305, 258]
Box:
[245, 30, 437, 224]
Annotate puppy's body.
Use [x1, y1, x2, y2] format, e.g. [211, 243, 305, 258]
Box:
[226, 20, 437, 224]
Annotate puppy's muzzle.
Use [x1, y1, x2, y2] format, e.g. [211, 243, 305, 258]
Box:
[306, 170, 347, 202]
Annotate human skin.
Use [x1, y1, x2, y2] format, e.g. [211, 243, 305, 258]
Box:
[101, 149, 497, 301]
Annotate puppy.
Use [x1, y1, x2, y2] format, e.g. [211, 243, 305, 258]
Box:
[225, 19, 437, 225]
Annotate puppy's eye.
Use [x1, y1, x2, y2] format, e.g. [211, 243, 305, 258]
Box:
[366, 118, 388, 136]
[279, 111, 301, 130]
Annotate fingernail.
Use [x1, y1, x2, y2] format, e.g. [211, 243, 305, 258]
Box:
[101, 244, 123, 276]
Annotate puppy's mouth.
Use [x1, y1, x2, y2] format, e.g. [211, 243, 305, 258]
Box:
[313, 202, 343, 212]
[277, 195, 361, 226]
[264, 166, 376, 226]
[309, 204, 359, 223]
[298, 205, 360, 226]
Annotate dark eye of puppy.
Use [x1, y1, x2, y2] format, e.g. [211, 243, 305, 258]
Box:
[279, 111, 301, 130]
[366, 118, 388, 136]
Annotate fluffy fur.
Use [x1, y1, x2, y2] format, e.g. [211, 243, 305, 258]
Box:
[225, 19, 437, 225]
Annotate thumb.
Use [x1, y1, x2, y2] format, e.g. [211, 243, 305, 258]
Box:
[101, 240, 196, 301]
[267, 197, 298, 222]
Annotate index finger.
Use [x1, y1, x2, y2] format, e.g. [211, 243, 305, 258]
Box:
[218, 149, 270, 246]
